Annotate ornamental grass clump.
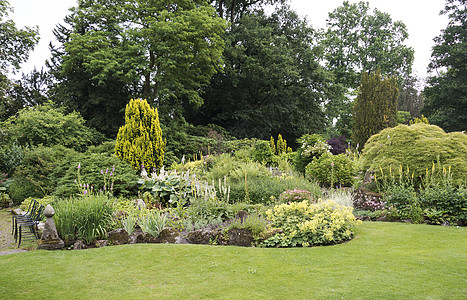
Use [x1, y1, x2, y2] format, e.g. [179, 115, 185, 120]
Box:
[263, 200, 361, 247]
[54, 194, 114, 245]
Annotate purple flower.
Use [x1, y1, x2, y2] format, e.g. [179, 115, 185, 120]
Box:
[101, 169, 104, 175]
[110, 172, 113, 177]
[83, 190, 87, 195]
[112, 165, 115, 172]
[105, 168, 109, 175]
[77, 163, 81, 169]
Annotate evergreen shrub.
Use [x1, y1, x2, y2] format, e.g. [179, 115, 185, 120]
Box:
[115, 99, 165, 171]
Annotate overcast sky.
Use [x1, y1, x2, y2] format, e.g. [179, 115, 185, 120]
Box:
[8, 0, 449, 81]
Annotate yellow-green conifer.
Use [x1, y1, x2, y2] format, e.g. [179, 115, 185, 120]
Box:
[115, 99, 165, 170]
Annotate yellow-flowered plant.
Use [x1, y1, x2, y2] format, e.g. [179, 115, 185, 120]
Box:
[262, 200, 361, 247]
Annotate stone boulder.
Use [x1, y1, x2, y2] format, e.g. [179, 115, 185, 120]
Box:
[107, 228, 130, 245]
[227, 228, 254, 247]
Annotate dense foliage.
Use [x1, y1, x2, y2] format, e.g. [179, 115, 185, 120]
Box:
[263, 200, 361, 247]
[1, 102, 105, 152]
[115, 99, 165, 171]
[422, 0, 467, 132]
[352, 70, 399, 147]
[361, 123, 467, 185]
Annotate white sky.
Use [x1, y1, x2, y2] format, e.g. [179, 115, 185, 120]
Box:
[8, 0, 449, 81]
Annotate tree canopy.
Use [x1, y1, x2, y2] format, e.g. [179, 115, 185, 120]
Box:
[323, 1, 414, 89]
[49, 0, 227, 137]
[188, 6, 345, 143]
[0, 0, 40, 120]
[422, 0, 467, 132]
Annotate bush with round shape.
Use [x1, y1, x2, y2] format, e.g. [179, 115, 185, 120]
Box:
[263, 200, 361, 247]
[361, 123, 467, 186]
[305, 153, 355, 187]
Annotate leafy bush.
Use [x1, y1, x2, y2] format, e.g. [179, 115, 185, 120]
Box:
[361, 123, 467, 186]
[0, 142, 24, 176]
[1, 102, 105, 152]
[293, 134, 329, 173]
[419, 184, 467, 225]
[54, 195, 114, 245]
[9, 145, 75, 204]
[263, 200, 361, 247]
[305, 153, 355, 187]
[186, 197, 234, 223]
[252, 140, 275, 165]
[382, 184, 423, 223]
[228, 174, 319, 204]
[227, 213, 269, 239]
[53, 152, 140, 198]
[327, 136, 348, 155]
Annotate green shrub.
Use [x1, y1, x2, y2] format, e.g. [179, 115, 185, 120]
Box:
[252, 140, 275, 166]
[54, 194, 114, 245]
[186, 197, 234, 223]
[1, 102, 105, 152]
[383, 184, 423, 223]
[20, 196, 56, 213]
[53, 153, 140, 198]
[227, 213, 269, 239]
[293, 134, 329, 173]
[115, 98, 165, 171]
[0, 142, 24, 176]
[279, 189, 316, 204]
[361, 123, 467, 186]
[9, 145, 75, 204]
[228, 174, 321, 204]
[262, 200, 361, 247]
[305, 153, 355, 187]
[419, 185, 467, 225]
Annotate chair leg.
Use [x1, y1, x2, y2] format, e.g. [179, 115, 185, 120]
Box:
[18, 226, 22, 248]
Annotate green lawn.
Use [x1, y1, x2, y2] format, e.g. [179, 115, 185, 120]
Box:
[0, 222, 466, 299]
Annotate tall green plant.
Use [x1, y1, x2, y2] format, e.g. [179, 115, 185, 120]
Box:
[54, 194, 114, 245]
[352, 70, 399, 147]
[115, 98, 165, 171]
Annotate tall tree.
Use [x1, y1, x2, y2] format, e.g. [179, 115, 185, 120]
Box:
[398, 75, 424, 119]
[352, 70, 399, 148]
[49, 0, 227, 137]
[210, 0, 285, 23]
[422, 0, 467, 132]
[0, 0, 39, 120]
[323, 1, 414, 89]
[188, 7, 344, 143]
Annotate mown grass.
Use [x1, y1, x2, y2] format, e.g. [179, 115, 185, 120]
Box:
[0, 222, 466, 299]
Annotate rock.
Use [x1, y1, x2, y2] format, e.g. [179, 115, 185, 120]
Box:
[96, 240, 109, 248]
[236, 210, 249, 223]
[155, 228, 179, 243]
[135, 232, 158, 243]
[187, 228, 218, 245]
[107, 228, 130, 245]
[73, 240, 87, 250]
[227, 228, 254, 247]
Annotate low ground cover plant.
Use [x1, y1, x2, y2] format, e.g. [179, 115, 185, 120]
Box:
[262, 200, 361, 247]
